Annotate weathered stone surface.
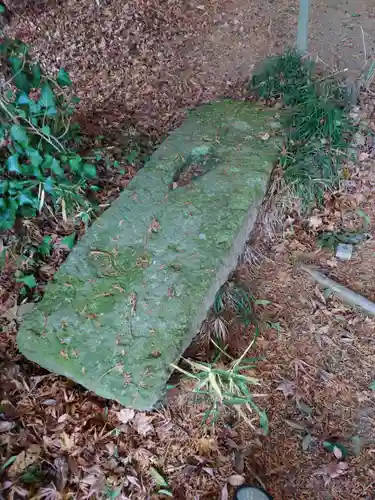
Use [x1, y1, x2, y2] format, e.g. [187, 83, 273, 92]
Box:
[17, 100, 280, 409]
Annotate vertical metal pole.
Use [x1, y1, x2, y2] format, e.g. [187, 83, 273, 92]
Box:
[296, 0, 310, 53]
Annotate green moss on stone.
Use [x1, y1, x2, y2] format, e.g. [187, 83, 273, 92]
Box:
[17, 100, 281, 409]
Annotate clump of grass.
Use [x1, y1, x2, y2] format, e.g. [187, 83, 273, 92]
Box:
[171, 335, 268, 433]
[251, 50, 353, 208]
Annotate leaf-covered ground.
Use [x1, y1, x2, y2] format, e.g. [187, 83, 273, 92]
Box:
[2, 0, 375, 498]
[2, 95, 375, 498]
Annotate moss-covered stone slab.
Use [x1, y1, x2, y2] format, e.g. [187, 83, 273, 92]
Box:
[17, 100, 280, 409]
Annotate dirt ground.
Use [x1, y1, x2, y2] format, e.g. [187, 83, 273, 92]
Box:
[2, 0, 375, 498]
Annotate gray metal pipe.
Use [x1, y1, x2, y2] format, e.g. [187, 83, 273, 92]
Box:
[296, 0, 310, 53]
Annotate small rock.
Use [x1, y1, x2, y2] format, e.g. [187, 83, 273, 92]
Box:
[336, 243, 353, 261]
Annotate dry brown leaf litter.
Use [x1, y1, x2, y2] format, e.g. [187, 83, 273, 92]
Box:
[2, 94, 375, 498]
[1, 1, 375, 498]
[5, 0, 297, 140]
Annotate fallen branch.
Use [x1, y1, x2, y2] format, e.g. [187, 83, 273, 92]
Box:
[301, 264, 375, 317]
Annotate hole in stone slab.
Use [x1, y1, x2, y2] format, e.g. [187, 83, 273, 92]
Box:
[169, 149, 220, 189]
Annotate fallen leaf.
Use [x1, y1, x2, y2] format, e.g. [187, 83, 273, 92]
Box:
[276, 380, 295, 398]
[302, 434, 313, 451]
[325, 461, 348, 480]
[42, 399, 57, 406]
[8, 444, 41, 477]
[221, 484, 229, 500]
[150, 466, 168, 487]
[285, 419, 306, 431]
[196, 437, 215, 455]
[127, 475, 141, 488]
[234, 450, 244, 474]
[116, 408, 135, 424]
[133, 413, 154, 437]
[296, 398, 313, 416]
[60, 432, 75, 451]
[309, 215, 323, 230]
[0, 421, 15, 433]
[202, 467, 215, 477]
[227, 474, 245, 486]
[351, 435, 365, 457]
[332, 446, 342, 459]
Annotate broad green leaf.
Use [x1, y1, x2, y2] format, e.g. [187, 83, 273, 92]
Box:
[10, 124, 29, 146]
[46, 106, 57, 116]
[0, 209, 16, 231]
[16, 92, 30, 105]
[31, 64, 41, 87]
[41, 125, 51, 136]
[39, 83, 55, 108]
[16, 274, 37, 288]
[149, 467, 168, 487]
[323, 440, 348, 458]
[0, 4, 5, 13]
[43, 177, 54, 194]
[83, 163, 96, 178]
[29, 101, 41, 114]
[18, 193, 35, 206]
[69, 155, 82, 173]
[8, 56, 23, 73]
[7, 155, 20, 173]
[51, 158, 64, 177]
[57, 68, 72, 87]
[0, 181, 8, 195]
[13, 72, 30, 92]
[38, 236, 52, 256]
[26, 147, 43, 167]
[369, 380, 375, 390]
[60, 232, 75, 250]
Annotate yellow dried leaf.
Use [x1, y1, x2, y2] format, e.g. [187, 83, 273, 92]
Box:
[60, 432, 75, 451]
[8, 444, 41, 477]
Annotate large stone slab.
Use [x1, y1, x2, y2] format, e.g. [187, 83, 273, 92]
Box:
[17, 100, 280, 409]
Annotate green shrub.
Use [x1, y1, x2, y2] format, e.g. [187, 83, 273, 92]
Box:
[0, 37, 98, 231]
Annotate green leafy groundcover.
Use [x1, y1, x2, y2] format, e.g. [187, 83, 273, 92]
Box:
[0, 38, 98, 231]
[251, 50, 353, 208]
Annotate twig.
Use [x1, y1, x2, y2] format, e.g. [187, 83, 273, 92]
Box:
[360, 25, 367, 66]
[301, 264, 375, 316]
[0, 98, 65, 152]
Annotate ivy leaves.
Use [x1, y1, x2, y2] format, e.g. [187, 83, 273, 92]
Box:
[57, 68, 72, 87]
[0, 37, 97, 230]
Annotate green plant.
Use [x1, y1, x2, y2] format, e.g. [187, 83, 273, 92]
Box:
[149, 467, 173, 497]
[214, 282, 272, 328]
[171, 335, 268, 432]
[251, 50, 353, 208]
[0, 37, 99, 230]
